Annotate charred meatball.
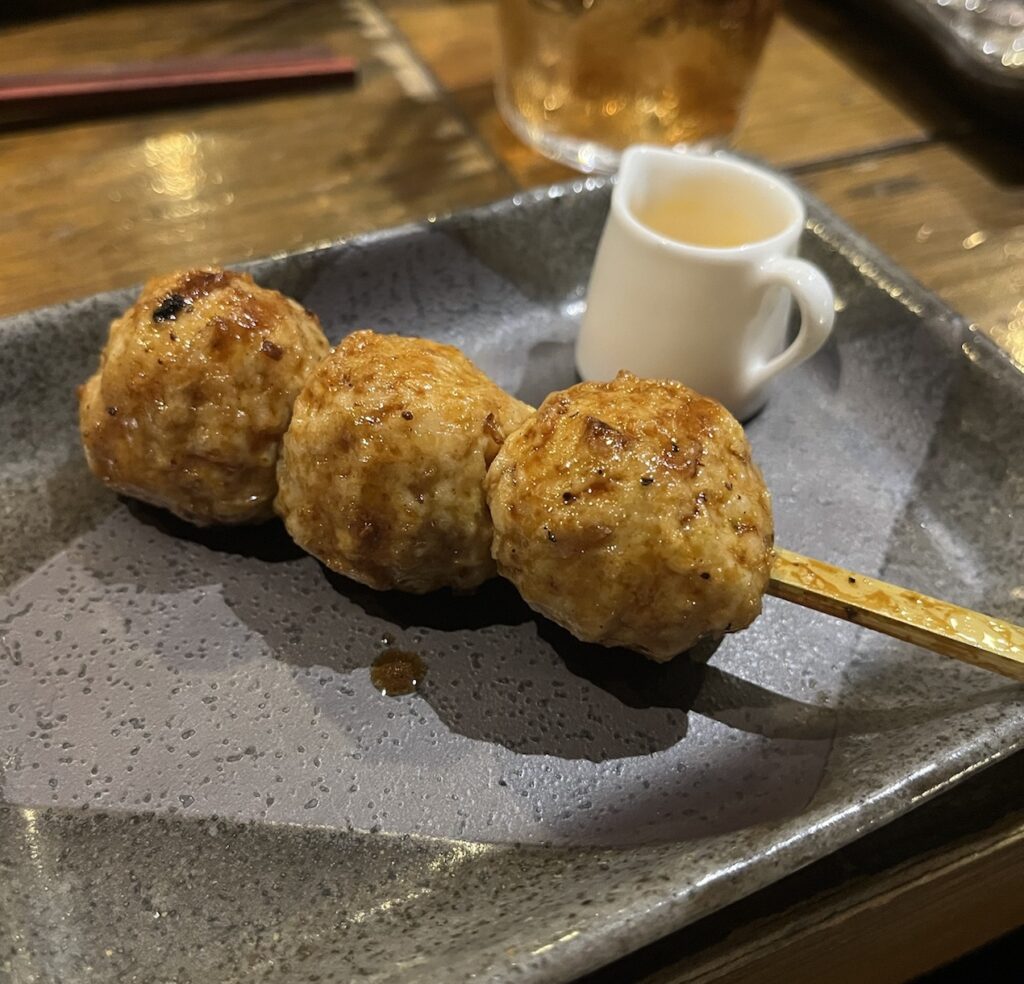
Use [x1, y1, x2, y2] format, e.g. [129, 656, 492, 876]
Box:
[78, 268, 329, 525]
[485, 371, 773, 660]
[275, 331, 533, 593]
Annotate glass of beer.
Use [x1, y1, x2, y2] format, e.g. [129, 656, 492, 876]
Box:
[495, 0, 778, 173]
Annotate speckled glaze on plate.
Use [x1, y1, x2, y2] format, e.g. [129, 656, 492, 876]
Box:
[1, 177, 1022, 984]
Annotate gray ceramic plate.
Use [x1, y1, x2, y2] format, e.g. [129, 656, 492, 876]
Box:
[1, 177, 1022, 984]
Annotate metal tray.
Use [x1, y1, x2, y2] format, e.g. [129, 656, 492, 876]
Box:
[853, 0, 1023, 112]
[1, 177, 1022, 984]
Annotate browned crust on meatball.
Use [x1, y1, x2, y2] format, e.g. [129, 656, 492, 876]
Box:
[275, 330, 533, 593]
[485, 371, 774, 660]
[78, 268, 330, 525]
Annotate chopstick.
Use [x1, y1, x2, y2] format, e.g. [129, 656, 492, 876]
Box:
[0, 48, 358, 118]
[769, 548, 1024, 682]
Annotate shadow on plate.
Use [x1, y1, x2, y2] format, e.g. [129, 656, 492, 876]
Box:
[320, 565, 1018, 757]
[516, 338, 578, 407]
[82, 499, 1023, 761]
[323, 567, 535, 632]
[319, 565, 692, 760]
[125, 500, 305, 564]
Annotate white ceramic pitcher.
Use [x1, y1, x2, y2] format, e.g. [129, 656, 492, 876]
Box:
[576, 147, 835, 420]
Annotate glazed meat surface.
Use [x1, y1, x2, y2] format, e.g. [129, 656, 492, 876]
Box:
[79, 269, 329, 525]
[275, 330, 533, 593]
[485, 371, 774, 660]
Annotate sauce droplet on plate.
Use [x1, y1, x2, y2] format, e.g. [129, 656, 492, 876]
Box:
[370, 650, 426, 696]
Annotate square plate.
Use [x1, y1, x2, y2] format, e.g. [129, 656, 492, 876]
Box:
[1, 178, 1023, 984]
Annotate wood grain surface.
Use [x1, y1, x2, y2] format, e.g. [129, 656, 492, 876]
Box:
[0, 0, 514, 315]
[0, 1, 1021, 981]
[798, 141, 1024, 367]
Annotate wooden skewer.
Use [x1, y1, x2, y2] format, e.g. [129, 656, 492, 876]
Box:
[769, 548, 1024, 683]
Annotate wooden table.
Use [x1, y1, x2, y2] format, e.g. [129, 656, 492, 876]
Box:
[1, 1, 1021, 980]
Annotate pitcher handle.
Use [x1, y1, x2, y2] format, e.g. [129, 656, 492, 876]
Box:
[747, 257, 835, 391]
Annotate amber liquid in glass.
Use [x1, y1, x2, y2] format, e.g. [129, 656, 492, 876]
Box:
[497, 0, 777, 171]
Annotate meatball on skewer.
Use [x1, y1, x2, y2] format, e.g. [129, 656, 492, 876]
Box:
[486, 371, 774, 661]
[78, 268, 329, 525]
[275, 330, 533, 593]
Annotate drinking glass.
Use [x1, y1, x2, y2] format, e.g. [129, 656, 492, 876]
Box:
[495, 0, 778, 173]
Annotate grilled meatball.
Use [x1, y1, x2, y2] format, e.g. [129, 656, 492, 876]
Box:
[485, 371, 773, 660]
[78, 268, 329, 525]
[275, 330, 533, 593]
